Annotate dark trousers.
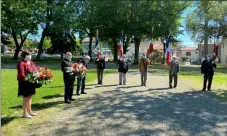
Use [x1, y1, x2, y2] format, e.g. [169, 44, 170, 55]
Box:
[77, 75, 86, 94]
[203, 75, 213, 90]
[169, 75, 178, 87]
[97, 69, 104, 84]
[64, 80, 74, 101]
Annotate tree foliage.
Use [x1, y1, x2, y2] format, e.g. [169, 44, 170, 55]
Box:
[1, 0, 46, 59]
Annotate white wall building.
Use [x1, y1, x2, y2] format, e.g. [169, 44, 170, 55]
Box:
[220, 38, 227, 64]
[179, 47, 199, 61]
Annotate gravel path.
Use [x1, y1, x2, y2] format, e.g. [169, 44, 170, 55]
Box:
[25, 72, 227, 136]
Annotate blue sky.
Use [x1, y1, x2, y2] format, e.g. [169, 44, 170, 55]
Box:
[28, 7, 197, 47]
[176, 7, 197, 47]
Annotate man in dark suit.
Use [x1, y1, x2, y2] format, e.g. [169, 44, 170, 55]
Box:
[61, 52, 75, 104]
[169, 56, 180, 88]
[76, 56, 89, 95]
[95, 54, 106, 84]
[201, 53, 217, 91]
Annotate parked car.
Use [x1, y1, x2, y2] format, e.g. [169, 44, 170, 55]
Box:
[53, 53, 61, 57]
[4, 50, 13, 54]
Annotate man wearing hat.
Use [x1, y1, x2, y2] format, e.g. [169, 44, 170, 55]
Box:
[61, 52, 75, 104]
[169, 56, 180, 88]
[76, 55, 90, 95]
[201, 53, 217, 91]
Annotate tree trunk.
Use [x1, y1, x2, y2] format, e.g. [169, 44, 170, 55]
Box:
[133, 38, 140, 64]
[204, 18, 209, 57]
[36, 32, 46, 60]
[88, 35, 93, 59]
[113, 38, 118, 62]
[13, 46, 22, 60]
[161, 41, 166, 64]
[11, 30, 27, 60]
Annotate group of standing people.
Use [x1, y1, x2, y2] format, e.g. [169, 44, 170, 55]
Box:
[61, 52, 88, 104]
[17, 49, 217, 118]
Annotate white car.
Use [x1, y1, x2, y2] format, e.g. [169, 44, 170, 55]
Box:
[53, 53, 61, 57]
[4, 50, 13, 54]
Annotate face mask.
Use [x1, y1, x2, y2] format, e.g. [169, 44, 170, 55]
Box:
[25, 55, 31, 61]
[66, 56, 72, 61]
[207, 56, 211, 61]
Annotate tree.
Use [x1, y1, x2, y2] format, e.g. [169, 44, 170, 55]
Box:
[186, 1, 227, 56]
[2, 0, 46, 60]
[36, 0, 78, 60]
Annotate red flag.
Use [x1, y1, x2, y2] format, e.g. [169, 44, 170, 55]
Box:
[165, 34, 171, 66]
[146, 40, 153, 55]
[118, 44, 123, 56]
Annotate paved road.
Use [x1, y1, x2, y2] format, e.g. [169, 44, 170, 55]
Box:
[25, 73, 227, 136]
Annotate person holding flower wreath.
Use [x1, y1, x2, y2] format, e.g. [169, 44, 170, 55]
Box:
[76, 55, 90, 95]
[17, 50, 37, 118]
[61, 52, 75, 104]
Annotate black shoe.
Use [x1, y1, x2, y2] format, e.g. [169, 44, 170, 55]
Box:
[169, 86, 172, 88]
[144, 84, 146, 87]
[174, 86, 177, 88]
[69, 98, 75, 101]
[202, 89, 206, 91]
[119, 83, 122, 85]
[123, 83, 126, 85]
[81, 92, 87, 94]
[76, 93, 80, 96]
[207, 89, 211, 91]
[65, 100, 71, 104]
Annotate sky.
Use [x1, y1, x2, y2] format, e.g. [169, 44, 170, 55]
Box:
[28, 7, 198, 47]
[176, 7, 197, 47]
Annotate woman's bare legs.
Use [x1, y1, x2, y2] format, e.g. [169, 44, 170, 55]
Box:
[23, 97, 32, 118]
[27, 96, 37, 116]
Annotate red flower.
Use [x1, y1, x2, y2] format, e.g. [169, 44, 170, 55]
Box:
[40, 74, 45, 80]
[73, 63, 79, 69]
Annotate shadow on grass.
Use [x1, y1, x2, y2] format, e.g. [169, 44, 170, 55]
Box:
[10, 101, 63, 111]
[42, 94, 64, 99]
[43, 86, 64, 88]
[1, 116, 19, 127]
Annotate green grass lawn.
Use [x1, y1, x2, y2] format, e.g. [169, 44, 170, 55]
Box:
[1, 65, 116, 136]
[1, 59, 226, 136]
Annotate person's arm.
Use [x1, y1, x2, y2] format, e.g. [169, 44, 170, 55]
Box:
[201, 60, 205, 74]
[18, 62, 26, 81]
[177, 63, 180, 73]
[103, 60, 106, 69]
[213, 61, 217, 68]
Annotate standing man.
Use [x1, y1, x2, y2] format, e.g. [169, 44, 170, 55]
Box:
[118, 54, 128, 85]
[95, 54, 105, 84]
[61, 52, 75, 104]
[169, 56, 180, 88]
[139, 54, 149, 86]
[201, 53, 217, 91]
[76, 55, 90, 95]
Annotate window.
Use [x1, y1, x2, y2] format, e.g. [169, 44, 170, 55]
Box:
[186, 52, 191, 56]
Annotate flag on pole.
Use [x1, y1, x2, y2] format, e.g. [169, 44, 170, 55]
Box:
[118, 30, 124, 57]
[95, 29, 101, 58]
[146, 38, 154, 56]
[213, 30, 220, 59]
[165, 34, 171, 66]
[146, 26, 154, 56]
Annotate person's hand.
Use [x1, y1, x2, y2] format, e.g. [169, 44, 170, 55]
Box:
[202, 73, 204, 76]
[97, 59, 99, 61]
[177, 73, 179, 75]
[212, 61, 215, 64]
